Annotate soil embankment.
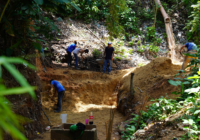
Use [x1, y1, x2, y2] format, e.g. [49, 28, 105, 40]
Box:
[118, 57, 181, 115]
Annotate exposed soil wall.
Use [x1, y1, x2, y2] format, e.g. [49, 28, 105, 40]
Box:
[117, 57, 181, 115]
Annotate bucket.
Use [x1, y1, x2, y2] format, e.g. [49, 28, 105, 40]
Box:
[60, 114, 67, 123]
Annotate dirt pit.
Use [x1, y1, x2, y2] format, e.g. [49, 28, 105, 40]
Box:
[36, 61, 131, 140]
[36, 57, 182, 140]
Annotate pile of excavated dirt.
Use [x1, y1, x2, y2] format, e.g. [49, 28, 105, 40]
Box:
[118, 57, 181, 115]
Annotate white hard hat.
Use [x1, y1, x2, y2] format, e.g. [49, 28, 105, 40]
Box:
[108, 42, 112, 44]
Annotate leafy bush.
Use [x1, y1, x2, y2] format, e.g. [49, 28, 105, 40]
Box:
[137, 45, 146, 53]
[114, 56, 122, 61]
[122, 48, 200, 139]
[92, 49, 101, 58]
[121, 47, 126, 54]
[137, 40, 141, 46]
[149, 44, 159, 53]
[185, 1, 200, 44]
[147, 26, 156, 41]
[120, 8, 140, 34]
[128, 49, 133, 55]
[154, 38, 162, 45]
[128, 36, 135, 46]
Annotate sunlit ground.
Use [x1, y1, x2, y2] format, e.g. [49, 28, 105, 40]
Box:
[73, 101, 116, 113]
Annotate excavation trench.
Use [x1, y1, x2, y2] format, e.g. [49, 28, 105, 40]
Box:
[36, 57, 182, 140]
[37, 65, 131, 140]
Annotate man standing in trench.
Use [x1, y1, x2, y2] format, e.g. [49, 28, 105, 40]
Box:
[66, 41, 77, 67]
[103, 42, 115, 74]
[49, 79, 65, 113]
[179, 42, 197, 71]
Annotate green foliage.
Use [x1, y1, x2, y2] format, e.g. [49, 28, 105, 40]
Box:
[114, 56, 122, 61]
[149, 44, 159, 53]
[128, 37, 135, 46]
[0, 56, 36, 140]
[185, 1, 200, 44]
[137, 40, 141, 46]
[128, 49, 133, 55]
[137, 45, 146, 53]
[147, 26, 156, 41]
[122, 47, 200, 139]
[138, 63, 145, 67]
[120, 8, 140, 34]
[154, 38, 162, 45]
[92, 48, 101, 58]
[106, 0, 127, 37]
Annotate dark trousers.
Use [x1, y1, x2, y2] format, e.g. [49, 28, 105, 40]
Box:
[67, 51, 72, 66]
[56, 91, 65, 111]
[73, 53, 78, 68]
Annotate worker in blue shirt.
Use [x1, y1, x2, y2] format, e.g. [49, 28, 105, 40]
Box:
[49, 79, 65, 113]
[179, 42, 197, 70]
[66, 41, 77, 67]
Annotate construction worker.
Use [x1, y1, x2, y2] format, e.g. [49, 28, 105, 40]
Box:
[66, 41, 77, 67]
[73, 48, 89, 69]
[103, 42, 115, 74]
[180, 42, 197, 71]
[49, 79, 65, 113]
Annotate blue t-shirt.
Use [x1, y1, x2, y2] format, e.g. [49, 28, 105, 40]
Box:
[105, 47, 114, 60]
[51, 80, 65, 93]
[185, 42, 197, 51]
[67, 43, 76, 53]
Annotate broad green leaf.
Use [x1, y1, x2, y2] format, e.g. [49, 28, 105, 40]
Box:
[182, 81, 190, 84]
[0, 87, 36, 95]
[196, 118, 200, 122]
[194, 110, 200, 115]
[34, 0, 43, 5]
[0, 120, 27, 140]
[2, 63, 36, 99]
[168, 80, 181, 86]
[188, 75, 200, 79]
[68, 2, 82, 11]
[0, 65, 1, 78]
[0, 57, 35, 70]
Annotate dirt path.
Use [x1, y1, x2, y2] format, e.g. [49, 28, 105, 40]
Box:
[36, 63, 131, 140]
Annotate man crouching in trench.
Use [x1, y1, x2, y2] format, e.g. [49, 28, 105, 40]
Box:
[49, 79, 65, 113]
